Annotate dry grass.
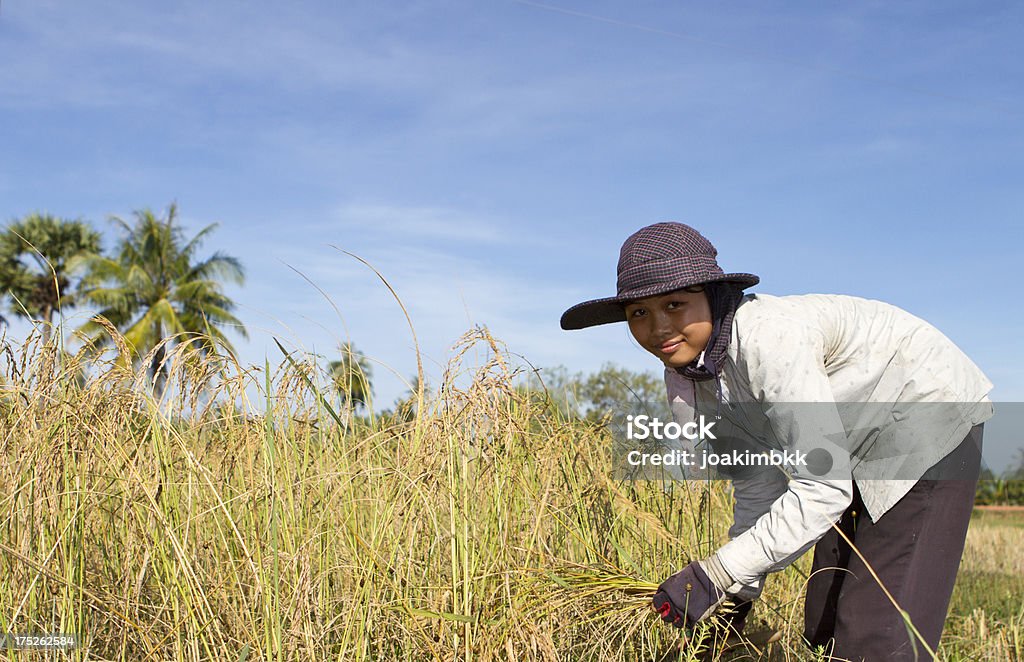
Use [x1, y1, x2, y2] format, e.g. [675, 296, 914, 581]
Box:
[941, 513, 1024, 662]
[0, 325, 1020, 661]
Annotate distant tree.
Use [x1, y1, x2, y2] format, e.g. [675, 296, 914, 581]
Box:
[976, 450, 1024, 506]
[517, 365, 582, 419]
[329, 342, 373, 412]
[516, 363, 671, 424]
[76, 203, 246, 395]
[1007, 448, 1024, 481]
[576, 363, 670, 424]
[0, 213, 101, 341]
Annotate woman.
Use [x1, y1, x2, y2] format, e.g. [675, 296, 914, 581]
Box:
[560, 222, 992, 660]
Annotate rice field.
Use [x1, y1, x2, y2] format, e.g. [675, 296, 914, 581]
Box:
[1, 327, 1021, 661]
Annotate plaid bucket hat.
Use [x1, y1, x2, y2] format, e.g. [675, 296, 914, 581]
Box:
[560, 222, 759, 330]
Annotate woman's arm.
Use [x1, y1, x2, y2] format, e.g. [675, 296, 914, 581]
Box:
[730, 468, 789, 540]
[706, 317, 854, 595]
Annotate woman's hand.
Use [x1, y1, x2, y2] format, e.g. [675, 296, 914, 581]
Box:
[651, 561, 728, 628]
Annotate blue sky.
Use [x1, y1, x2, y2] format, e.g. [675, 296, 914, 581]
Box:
[2, 0, 1023, 420]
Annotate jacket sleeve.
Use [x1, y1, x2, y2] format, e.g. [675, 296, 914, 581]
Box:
[708, 318, 854, 598]
[729, 468, 789, 540]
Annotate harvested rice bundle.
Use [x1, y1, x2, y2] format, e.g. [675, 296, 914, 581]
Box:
[541, 565, 660, 620]
[527, 564, 781, 661]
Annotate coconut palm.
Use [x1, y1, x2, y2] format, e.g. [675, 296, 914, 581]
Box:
[0, 213, 101, 341]
[329, 342, 373, 412]
[77, 203, 246, 395]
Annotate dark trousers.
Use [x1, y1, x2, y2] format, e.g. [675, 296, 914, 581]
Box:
[803, 425, 983, 661]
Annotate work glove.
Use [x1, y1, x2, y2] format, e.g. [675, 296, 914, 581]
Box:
[651, 561, 729, 629]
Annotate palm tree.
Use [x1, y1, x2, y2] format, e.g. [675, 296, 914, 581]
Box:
[328, 342, 373, 412]
[0, 213, 101, 341]
[77, 203, 246, 395]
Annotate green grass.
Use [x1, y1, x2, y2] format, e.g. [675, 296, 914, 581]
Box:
[954, 510, 1024, 621]
[941, 509, 1024, 660]
[970, 508, 1024, 529]
[949, 570, 1024, 622]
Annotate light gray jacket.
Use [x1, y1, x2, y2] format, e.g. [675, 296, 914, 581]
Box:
[665, 293, 993, 599]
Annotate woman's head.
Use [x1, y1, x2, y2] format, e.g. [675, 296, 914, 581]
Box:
[559, 222, 758, 331]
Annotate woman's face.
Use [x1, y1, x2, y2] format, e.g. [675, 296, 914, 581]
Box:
[625, 288, 713, 368]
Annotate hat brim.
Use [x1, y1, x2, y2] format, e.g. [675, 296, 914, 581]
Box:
[559, 273, 759, 330]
